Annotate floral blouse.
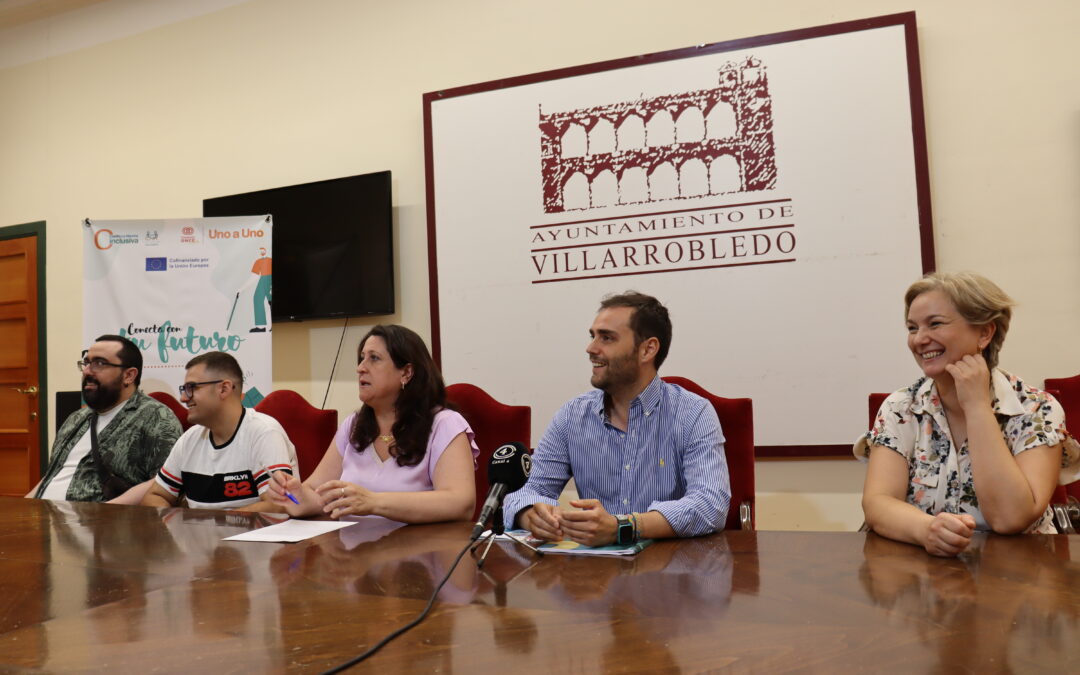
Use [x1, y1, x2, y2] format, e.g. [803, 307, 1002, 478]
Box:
[854, 369, 1080, 533]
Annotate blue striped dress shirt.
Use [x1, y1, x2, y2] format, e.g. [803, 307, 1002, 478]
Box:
[503, 376, 730, 536]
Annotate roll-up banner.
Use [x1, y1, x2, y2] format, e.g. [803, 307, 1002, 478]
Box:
[83, 217, 273, 406]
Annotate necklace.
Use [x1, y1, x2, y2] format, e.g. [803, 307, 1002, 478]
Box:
[378, 434, 394, 444]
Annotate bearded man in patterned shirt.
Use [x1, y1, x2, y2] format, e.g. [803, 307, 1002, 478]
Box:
[28, 335, 182, 503]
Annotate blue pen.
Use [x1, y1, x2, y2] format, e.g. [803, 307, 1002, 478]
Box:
[269, 467, 300, 505]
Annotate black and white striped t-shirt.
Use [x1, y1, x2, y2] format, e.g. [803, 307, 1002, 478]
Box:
[156, 409, 296, 509]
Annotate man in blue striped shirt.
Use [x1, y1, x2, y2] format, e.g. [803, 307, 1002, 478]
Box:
[503, 292, 730, 546]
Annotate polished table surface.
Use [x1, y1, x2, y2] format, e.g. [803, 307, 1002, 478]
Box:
[1, 496, 1078, 673]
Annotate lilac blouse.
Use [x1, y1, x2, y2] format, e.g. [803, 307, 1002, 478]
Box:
[336, 409, 479, 493]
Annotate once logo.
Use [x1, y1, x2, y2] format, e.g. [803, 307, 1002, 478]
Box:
[94, 228, 114, 250]
[182, 226, 195, 236]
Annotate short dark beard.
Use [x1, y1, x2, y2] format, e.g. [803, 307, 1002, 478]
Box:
[82, 375, 122, 412]
[591, 350, 639, 393]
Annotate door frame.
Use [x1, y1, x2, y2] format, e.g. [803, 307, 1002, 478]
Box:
[0, 221, 48, 478]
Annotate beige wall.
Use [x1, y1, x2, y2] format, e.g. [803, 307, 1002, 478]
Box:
[2, 0, 1077, 530]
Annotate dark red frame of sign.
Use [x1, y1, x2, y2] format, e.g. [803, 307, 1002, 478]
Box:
[423, 11, 934, 458]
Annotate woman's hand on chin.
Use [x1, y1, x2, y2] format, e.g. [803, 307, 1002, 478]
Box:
[945, 354, 992, 413]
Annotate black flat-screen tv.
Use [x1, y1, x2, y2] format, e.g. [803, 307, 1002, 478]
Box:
[203, 171, 394, 321]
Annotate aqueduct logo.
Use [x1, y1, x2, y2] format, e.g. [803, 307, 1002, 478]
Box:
[530, 57, 794, 284]
[539, 57, 777, 213]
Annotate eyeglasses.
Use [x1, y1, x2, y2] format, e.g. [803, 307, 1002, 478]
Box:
[178, 380, 224, 398]
[77, 358, 125, 373]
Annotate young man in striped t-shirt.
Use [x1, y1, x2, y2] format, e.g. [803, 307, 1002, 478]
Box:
[142, 352, 297, 511]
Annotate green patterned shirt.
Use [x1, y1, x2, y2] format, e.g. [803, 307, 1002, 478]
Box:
[35, 389, 182, 502]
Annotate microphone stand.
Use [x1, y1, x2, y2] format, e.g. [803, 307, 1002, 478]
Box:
[471, 506, 543, 569]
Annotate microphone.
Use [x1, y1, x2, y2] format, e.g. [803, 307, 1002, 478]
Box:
[470, 442, 531, 540]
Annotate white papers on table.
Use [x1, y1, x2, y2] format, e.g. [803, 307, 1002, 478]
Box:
[223, 519, 357, 543]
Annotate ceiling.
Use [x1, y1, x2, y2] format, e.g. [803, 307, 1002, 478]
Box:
[0, 0, 109, 31]
[0, 0, 247, 70]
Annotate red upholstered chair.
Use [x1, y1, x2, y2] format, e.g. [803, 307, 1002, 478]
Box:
[1044, 374, 1080, 428]
[1044, 376, 1080, 531]
[867, 392, 889, 432]
[1043, 388, 1070, 509]
[858, 393, 894, 532]
[255, 390, 338, 481]
[662, 376, 754, 530]
[149, 391, 192, 431]
[1044, 375, 1080, 500]
[445, 383, 531, 521]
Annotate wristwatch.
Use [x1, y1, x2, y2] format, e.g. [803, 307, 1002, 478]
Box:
[615, 514, 635, 546]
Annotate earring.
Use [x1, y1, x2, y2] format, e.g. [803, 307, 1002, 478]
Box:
[401, 381, 406, 391]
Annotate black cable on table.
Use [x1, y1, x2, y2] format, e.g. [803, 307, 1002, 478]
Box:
[319, 537, 476, 673]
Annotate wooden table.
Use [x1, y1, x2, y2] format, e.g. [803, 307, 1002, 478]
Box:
[1, 496, 1078, 673]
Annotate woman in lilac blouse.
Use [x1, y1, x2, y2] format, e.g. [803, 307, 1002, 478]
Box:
[269, 325, 479, 523]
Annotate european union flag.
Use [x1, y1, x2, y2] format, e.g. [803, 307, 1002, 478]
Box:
[145, 257, 167, 271]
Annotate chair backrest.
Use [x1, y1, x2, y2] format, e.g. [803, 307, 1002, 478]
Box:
[255, 390, 338, 481]
[445, 383, 531, 521]
[148, 391, 192, 431]
[662, 376, 754, 530]
[867, 392, 890, 431]
[1044, 375, 1080, 501]
[1044, 374, 1080, 425]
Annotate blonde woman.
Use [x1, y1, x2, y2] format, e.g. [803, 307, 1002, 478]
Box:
[857, 272, 1079, 556]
